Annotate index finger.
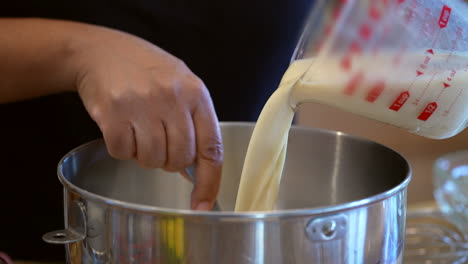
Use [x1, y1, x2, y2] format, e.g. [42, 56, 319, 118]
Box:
[191, 93, 223, 211]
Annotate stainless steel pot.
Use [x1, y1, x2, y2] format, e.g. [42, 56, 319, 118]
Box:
[44, 122, 411, 264]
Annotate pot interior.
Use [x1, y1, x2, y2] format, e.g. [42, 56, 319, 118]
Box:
[60, 122, 410, 212]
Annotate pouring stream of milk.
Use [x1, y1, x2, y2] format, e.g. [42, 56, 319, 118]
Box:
[234, 60, 311, 211]
[235, 52, 468, 212]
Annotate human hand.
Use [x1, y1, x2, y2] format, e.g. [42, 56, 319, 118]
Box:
[71, 26, 223, 210]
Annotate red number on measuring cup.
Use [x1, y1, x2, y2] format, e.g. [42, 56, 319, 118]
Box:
[438, 5, 452, 29]
[389, 91, 410, 111]
[418, 102, 438, 121]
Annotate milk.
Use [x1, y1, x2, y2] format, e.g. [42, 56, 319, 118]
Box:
[235, 51, 468, 212]
[294, 52, 468, 139]
[234, 60, 307, 211]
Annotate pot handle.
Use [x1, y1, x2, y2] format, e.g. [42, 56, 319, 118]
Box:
[42, 229, 86, 244]
[42, 200, 87, 244]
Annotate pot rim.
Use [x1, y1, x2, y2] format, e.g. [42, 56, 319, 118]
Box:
[57, 122, 412, 219]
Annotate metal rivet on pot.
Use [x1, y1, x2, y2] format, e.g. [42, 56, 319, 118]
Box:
[321, 220, 337, 238]
[305, 214, 347, 242]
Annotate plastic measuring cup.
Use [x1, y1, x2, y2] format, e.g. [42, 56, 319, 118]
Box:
[290, 0, 468, 139]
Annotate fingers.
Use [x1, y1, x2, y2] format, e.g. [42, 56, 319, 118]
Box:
[103, 112, 195, 174]
[87, 59, 223, 212]
[99, 92, 196, 172]
[164, 111, 196, 172]
[191, 91, 223, 211]
[179, 169, 193, 183]
[101, 120, 136, 160]
[133, 119, 167, 168]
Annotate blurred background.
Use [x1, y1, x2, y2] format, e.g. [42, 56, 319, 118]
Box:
[297, 103, 468, 204]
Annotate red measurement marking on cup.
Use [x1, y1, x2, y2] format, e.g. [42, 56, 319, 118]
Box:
[434, 71, 455, 101]
[445, 69, 457, 84]
[389, 60, 427, 111]
[365, 81, 386, 102]
[432, 26, 463, 103]
[403, 6, 456, 111]
[438, 5, 451, 29]
[389, 91, 410, 111]
[369, 5, 382, 21]
[413, 72, 437, 106]
[359, 24, 373, 40]
[340, 38, 368, 71]
[340, 40, 364, 71]
[340, 0, 393, 74]
[317, 0, 348, 52]
[418, 102, 438, 121]
[340, 55, 352, 71]
[343, 72, 364, 95]
[410, 48, 434, 81]
[426, 5, 452, 50]
[340, 0, 389, 72]
[368, 0, 389, 21]
[445, 64, 468, 117]
[389, 56, 430, 111]
[405, 47, 438, 106]
[368, 0, 400, 56]
[389, 75, 419, 111]
[443, 88, 464, 117]
[350, 41, 362, 54]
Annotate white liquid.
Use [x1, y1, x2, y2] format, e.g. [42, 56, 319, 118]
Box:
[235, 52, 468, 212]
[234, 61, 307, 211]
[294, 52, 468, 139]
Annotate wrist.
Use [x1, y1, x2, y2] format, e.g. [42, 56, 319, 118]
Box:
[57, 21, 97, 93]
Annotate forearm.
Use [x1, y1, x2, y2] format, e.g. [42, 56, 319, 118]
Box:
[0, 18, 87, 103]
[0, 17, 223, 210]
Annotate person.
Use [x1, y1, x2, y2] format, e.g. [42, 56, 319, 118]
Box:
[0, 0, 313, 261]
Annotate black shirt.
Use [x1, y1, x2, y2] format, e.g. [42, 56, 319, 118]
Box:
[0, 0, 312, 260]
